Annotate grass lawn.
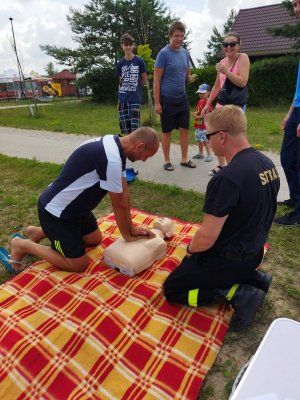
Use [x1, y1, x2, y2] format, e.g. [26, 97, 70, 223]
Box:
[0, 99, 287, 152]
[0, 101, 299, 399]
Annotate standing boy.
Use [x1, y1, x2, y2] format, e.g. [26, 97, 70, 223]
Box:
[192, 83, 213, 162]
[117, 33, 147, 135]
[153, 21, 196, 171]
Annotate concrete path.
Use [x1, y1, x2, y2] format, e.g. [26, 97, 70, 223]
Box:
[0, 103, 52, 110]
[0, 126, 289, 201]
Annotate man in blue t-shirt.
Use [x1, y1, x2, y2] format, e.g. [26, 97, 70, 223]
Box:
[274, 0, 300, 226]
[9, 128, 159, 273]
[117, 33, 147, 135]
[163, 106, 280, 332]
[153, 21, 196, 172]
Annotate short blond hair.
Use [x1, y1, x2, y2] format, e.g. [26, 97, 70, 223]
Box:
[205, 105, 247, 136]
[130, 127, 159, 151]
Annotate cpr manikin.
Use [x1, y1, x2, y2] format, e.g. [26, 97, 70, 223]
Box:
[103, 218, 174, 277]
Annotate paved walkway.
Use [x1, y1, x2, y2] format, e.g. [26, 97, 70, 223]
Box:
[0, 126, 289, 201]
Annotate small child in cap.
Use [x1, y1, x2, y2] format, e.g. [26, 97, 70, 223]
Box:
[192, 83, 213, 161]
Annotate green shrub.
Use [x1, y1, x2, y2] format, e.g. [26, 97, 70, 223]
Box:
[86, 68, 118, 103]
[186, 66, 216, 105]
[248, 55, 298, 106]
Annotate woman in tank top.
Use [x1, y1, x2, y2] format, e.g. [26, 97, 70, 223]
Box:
[201, 31, 250, 176]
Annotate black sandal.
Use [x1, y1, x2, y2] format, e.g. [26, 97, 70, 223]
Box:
[208, 165, 223, 176]
[164, 162, 174, 171]
[180, 160, 196, 169]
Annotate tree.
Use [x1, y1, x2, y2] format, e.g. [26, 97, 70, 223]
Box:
[40, 0, 181, 74]
[44, 62, 58, 77]
[137, 44, 155, 125]
[201, 9, 237, 66]
[267, 0, 300, 49]
[137, 44, 155, 77]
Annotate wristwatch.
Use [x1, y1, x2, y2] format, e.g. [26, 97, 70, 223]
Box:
[186, 244, 197, 255]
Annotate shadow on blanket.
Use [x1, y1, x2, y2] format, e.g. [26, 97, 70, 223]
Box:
[0, 209, 232, 400]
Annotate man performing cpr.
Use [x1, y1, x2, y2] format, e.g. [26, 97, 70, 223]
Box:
[163, 106, 280, 331]
[8, 127, 159, 273]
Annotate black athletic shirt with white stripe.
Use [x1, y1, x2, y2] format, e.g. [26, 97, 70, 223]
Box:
[39, 135, 126, 219]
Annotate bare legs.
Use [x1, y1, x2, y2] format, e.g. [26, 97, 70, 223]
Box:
[209, 155, 227, 176]
[217, 155, 227, 168]
[10, 227, 102, 273]
[26, 226, 46, 243]
[161, 127, 191, 165]
[178, 127, 189, 163]
[161, 131, 172, 163]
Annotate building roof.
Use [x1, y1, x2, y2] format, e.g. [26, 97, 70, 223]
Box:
[52, 69, 76, 80]
[231, 3, 299, 57]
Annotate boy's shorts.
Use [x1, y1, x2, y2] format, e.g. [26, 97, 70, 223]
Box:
[38, 201, 98, 259]
[118, 102, 141, 135]
[160, 95, 190, 133]
[195, 128, 208, 143]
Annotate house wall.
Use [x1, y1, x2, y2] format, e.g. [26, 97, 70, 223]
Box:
[52, 79, 76, 96]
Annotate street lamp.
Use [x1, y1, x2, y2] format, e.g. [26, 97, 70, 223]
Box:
[9, 17, 27, 100]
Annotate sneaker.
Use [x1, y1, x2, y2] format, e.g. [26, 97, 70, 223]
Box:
[214, 285, 265, 332]
[245, 271, 272, 293]
[273, 211, 300, 227]
[192, 154, 204, 159]
[277, 198, 295, 208]
[204, 155, 213, 162]
[229, 285, 265, 332]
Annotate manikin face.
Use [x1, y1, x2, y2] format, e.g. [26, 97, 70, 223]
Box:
[169, 30, 185, 50]
[292, 0, 300, 18]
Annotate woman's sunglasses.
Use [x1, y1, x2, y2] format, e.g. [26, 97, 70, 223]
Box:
[222, 41, 239, 48]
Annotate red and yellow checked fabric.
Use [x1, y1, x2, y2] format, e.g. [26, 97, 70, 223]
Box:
[0, 210, 232, 400]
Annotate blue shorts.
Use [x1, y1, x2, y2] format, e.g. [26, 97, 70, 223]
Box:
[195, 128, 208, 143]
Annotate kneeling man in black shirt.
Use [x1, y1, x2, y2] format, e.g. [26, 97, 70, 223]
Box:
[163, 105, 280, 331]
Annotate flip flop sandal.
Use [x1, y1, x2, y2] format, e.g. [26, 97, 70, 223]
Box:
[192, 154, 204, 160]
[0, 247, 25, 274]
[180, 160, 196, 169]
[126, 168, 138, 183]
[11, 233, 25, 239]
[208, 165, 223, 176]
[164, 162, 174, 171]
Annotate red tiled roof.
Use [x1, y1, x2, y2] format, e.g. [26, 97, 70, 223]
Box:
[231, 3, 299, 57]
[52, 69, 76, 80]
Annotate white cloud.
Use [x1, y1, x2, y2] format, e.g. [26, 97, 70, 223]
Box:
[0, 0, 282, 75]
[0, 0, 84, 75]
[169, 0, 280, 64]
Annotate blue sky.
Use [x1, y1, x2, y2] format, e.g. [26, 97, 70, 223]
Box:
[0, 0, 280, 76]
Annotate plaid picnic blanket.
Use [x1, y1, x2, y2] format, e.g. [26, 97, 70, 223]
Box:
[0, 209, 232, 400]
